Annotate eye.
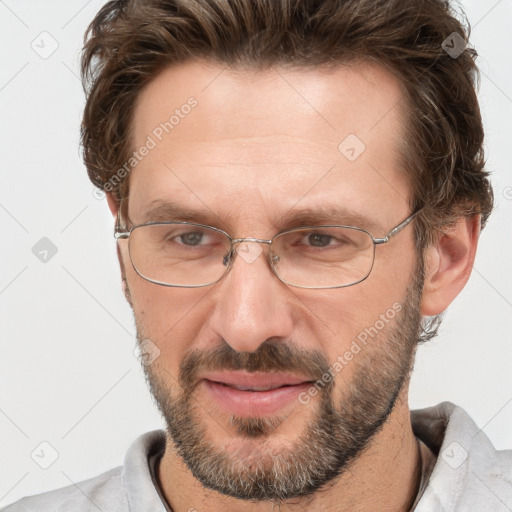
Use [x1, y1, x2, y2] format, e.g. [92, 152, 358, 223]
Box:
[305, 233, 335, 248]
[299, 230, 353, 249]
[176, 231, 204, 246]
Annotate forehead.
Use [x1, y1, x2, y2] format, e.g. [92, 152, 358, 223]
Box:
[128, 60, 410, 233]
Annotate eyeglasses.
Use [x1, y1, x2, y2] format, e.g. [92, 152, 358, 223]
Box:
[114, 210, 420, 289]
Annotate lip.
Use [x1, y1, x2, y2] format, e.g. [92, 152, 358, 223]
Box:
[202, 371, 311, 390]
[200, 371, 314, 417]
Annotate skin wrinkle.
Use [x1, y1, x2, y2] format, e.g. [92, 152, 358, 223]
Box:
[138, 275, 422, 506]
[73, 0, 492, 506]
[77, 1, 491, 506]
[128, 199, 387, 236]
[115, 61, 440, 512]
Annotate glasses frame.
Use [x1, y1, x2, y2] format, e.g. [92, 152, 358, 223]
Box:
[114, 210, 420, 289]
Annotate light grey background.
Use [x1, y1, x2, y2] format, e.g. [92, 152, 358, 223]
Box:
[0, 0, 511, 507]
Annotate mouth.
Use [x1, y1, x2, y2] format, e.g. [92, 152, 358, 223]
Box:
[200, 371, 314, 417]
[211, 382, 298, 391]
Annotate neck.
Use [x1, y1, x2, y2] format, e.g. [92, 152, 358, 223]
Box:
[157, 389, 421, 512]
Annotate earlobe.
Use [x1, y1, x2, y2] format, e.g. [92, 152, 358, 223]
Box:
[420, 215, 480, 316]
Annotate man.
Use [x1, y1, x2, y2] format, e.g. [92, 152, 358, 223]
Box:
[5, 0, 511, 510]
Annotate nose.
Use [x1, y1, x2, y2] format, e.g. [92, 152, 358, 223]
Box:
[208, 241, 294, 353]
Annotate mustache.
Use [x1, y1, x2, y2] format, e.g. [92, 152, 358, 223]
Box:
[178, 339, 332, 393]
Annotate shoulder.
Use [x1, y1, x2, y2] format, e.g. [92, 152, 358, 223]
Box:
[2, 430, 167, 512]
[2, 466, 126, 512]
[412, 402, 512, 511]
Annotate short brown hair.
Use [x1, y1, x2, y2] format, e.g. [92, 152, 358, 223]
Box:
[81, 0, 493, 247]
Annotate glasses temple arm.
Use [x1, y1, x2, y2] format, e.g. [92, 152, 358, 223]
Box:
[373, 210, 421, 245]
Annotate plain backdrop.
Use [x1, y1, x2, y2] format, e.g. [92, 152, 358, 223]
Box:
[0, 0, 511, 507]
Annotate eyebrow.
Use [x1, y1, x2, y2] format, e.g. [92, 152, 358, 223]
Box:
[276, 206, 384, 233]
[138, 200, 385, 234]
[139, 201, 235, 228]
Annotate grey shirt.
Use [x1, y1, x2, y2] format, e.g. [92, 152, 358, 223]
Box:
[3, 402, 512, 511]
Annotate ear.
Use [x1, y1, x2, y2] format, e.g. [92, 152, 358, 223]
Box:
[106, 192, 132, 303]
[106, 192, 120, 218]
[420, 215, 480, 316]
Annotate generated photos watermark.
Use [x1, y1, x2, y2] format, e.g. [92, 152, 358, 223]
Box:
[298, 302, 403, 405]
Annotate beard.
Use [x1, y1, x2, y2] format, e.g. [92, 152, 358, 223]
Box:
[135, 271, 423, 504]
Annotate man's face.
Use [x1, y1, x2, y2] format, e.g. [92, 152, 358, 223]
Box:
[118, 61, 421, 501]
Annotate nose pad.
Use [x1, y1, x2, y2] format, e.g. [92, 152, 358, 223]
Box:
[222, 249, 235, 268]
[220, 240, 281, 284]
[268, 250, 281, 279]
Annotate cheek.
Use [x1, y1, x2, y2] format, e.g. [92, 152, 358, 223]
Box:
[297, 282, 402, 347]
[296, 248, 416, 370]
[125, 265, 213, 368]
[119, 244, 192, 330]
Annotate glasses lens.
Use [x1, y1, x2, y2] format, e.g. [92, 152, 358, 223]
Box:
[125, 223, 375, 289]
[271, 226, 375, 288]
[128, 223, 231, 286]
